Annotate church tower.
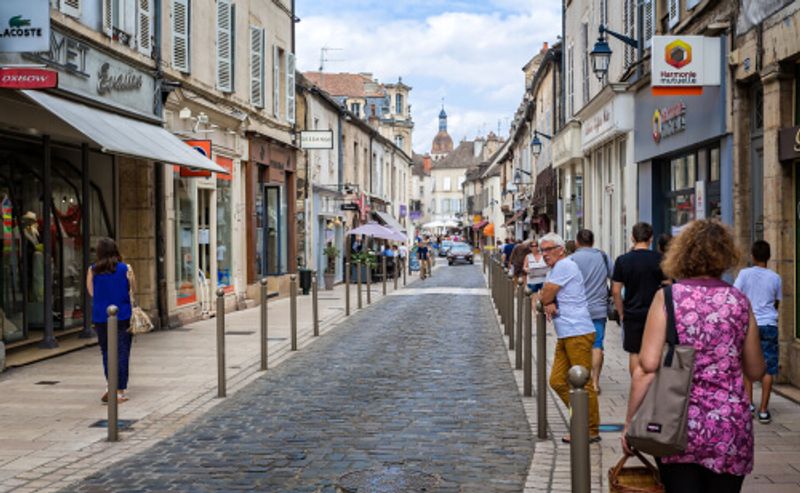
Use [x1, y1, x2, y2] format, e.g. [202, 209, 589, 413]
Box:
[431, 104, 454, 161]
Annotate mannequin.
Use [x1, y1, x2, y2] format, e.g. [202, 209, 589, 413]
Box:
[22, 211, 44, 306]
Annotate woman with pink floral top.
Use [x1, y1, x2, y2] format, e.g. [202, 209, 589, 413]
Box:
[622, 220, 765, 493]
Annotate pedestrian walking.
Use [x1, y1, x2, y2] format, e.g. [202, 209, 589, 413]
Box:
[417, 240, 430, 280]
[538, 233, 601, 443]
[86, 238, 136, 404]
[509, 239, 530, 281]
[657, 232, 673, 254]
[612, 222, 666, 375]
[734, 240, 782, 424]
[425, 237, 434, 277]
[623, 220, 765, 493]
[523, 240, 548, 293]
[565, 239, 577, 255]
[570, 229, 613, 394]
[502, 237, 515, 268]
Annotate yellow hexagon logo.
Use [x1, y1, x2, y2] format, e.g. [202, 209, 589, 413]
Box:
[665, 39, 692, 69]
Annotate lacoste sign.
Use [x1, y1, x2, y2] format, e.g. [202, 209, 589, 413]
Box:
[0, 0, 50, 53]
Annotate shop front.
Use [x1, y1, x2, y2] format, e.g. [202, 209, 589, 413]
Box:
[782, 124, 800, 386]
[634, 84, 731, 240]
[553, 121, 583, 240]
[312, 185, 345, 286]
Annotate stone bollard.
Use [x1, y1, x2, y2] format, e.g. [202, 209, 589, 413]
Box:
[393, 257, 399, 290]
[568, 366, 591, 493]
[106, 305, 119, 442]
[536, 299, 547, 439]
[290, 274, 298, 351]
[366, 263, 372, 305]
[523, 288, 533, 397]
[216, 288, 226, 398]
[260, 278, 268, 371]
[382, 255, 387, 295]
[514, 278, 523, 363]
[507, 272, 514, 340]
[357, 260, 363, 310]
[402, 257, 407, 286]
[345, 261, 350, 316]
[312, 271, 319, 337]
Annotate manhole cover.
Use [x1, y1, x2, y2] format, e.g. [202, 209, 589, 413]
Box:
[337, 465, 439, 493]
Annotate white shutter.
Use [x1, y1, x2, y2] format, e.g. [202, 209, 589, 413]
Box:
[250, 27, 264, 107]
[101, 0, 112, 36]
[273, 45, 280, 117]
[137, 0, 152, 56]
[286, 52, 295, 123]
[644, 0, 654, 48]
[172, 0, 190, 72]
[216, 0, 233, 92]
[623, 0, 635, 67]
[668, 0, 680, 29]
[61, 0, 81, 18]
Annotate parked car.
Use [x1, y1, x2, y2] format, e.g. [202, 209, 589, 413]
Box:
[447, 243, 474, 265]
[438, 240, 453, 257]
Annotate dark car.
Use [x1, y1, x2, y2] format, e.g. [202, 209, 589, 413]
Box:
[438, 240, 453, 257]
[447, 243, 473, 265]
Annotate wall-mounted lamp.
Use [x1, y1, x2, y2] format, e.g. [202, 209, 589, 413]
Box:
[531, 130, 552, 157]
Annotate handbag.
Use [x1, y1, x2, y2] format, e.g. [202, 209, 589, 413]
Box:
[625, 285, 695, 457]
[127, 268, 154, 335]
[601, 251, 620, 322]
[608, 451, 664, 493]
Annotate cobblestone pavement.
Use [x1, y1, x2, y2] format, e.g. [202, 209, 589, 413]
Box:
[64, 262, 533, 493]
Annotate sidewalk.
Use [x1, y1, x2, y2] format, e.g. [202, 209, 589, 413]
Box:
[0, 264, 428, 493]
[489, 271, 800, 492]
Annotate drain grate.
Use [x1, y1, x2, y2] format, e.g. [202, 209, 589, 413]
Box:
[337, 465, 439, 493]
[226, 331, 255, 336]
[90, 419, 137, 430]
[35, 381, 60, 385]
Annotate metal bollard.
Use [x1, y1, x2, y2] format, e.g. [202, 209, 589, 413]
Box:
[216, 288, 226, 398]
[382, 255, 387, 295]
[394, 257, 398, 290]
[312, 271, 319, 337]
[357, 260, 363, 309]
[507, 273, 514, 339]
[515, 278, 524, 369]
[366, 263, 372, 305]
[569, 366, 591, 493]
[345, 261, 350, 316]
[402, 257, 407, 286]
[509, 277, 518, 351]
[260, 278, 268, 371]
[523, 289, 533, 397]
[536, 300, 547, 439]
[290, 274, 298, 351]
[106, 305, 119, 442]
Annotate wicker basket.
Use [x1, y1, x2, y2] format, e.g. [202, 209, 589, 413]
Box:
[608, 451, 665, 493]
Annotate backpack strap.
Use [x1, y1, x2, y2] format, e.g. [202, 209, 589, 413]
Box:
[663, 284, 678, 366]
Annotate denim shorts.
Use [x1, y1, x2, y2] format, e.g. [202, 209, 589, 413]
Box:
[592, 318, 606, 350]
[528, 282, 544, 293]
[759, 325, 779, 375]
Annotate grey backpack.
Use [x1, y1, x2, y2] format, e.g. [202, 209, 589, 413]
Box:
[626, 285, 695, 457]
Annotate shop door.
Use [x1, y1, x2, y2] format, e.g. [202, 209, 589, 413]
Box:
[263, 186, 281, 275]
[197, 189, 213, 280]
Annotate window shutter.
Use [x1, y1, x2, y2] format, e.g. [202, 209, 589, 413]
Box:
[61, 0, 81, 18]
[273, 45, 280, 117]
[137, 0, 152, 56]
[172, 0, 190, 72]
[101, 0, 112, 36]
[216, 0, 233, 92]
[643, 0, 654, 48]
[286, 52, 295, 123]
[668, 0, 679, 29]
[250, 27, 264, 107]
[623, 0, 635, 67]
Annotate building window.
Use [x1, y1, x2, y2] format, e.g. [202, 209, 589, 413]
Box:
[174, 173, 196, 306]
[581, 22, 589, 104]
[395, 93, 404, 115]
[350, 102, 361, 117]
[286, 52, 296, 123]
[443, 176, 451, 191]
[249, 26, 265, 107]
[172, 0, 190, 72]
[395, 135, 404, 148]
[458, 176, 465, 190]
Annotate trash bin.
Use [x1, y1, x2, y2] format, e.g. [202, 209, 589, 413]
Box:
[298, 268, 312, 295]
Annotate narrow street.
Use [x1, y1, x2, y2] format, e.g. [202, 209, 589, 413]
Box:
[66, 263, 533, 492]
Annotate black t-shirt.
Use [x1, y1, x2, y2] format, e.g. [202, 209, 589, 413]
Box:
[612, 249, 665, 322]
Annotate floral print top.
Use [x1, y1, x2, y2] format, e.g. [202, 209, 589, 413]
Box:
[660, 278, 754, 476]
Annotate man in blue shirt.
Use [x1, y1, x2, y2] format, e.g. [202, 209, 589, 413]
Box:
[502, 238, 515, 268]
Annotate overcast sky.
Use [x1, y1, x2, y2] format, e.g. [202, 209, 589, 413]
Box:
[295, 0, 562, 154]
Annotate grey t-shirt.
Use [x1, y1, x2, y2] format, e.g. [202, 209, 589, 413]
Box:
[570, 247, 613, 320]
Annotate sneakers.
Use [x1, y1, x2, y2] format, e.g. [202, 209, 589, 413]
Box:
[758, 410, 772, 424]
[749, 403, 756, 414]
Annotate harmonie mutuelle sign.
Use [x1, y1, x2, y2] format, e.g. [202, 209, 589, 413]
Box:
[651, 36, 721, 95]
[0, 0, 50, 53]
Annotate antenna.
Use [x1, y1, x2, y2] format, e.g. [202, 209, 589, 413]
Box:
[319, 46, 344, 72]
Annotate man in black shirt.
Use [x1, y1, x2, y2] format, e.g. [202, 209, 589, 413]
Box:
[612, 222, 666, 375]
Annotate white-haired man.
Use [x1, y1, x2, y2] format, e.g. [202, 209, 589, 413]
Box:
[538, 232, 601, 443]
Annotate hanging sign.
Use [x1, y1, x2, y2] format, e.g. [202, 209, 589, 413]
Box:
[651, 36, 721, 93]
[179, 140, 213, 177]
[300, 130, 334, 149]
[0, 67, 57, 88]
[0, 0, 50, 53]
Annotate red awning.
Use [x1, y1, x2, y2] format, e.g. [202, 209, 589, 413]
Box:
[472, 220, 489, 231]
[504, 210, 525, 227]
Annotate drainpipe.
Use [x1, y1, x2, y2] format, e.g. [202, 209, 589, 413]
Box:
[153, 0, 168, 328]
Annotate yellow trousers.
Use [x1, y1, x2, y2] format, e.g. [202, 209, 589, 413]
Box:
[549, 332, 600, 436]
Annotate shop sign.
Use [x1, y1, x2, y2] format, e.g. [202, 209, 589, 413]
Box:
[0, 0, 49, 53]
[779, 126, 800, 162]
[651, 102, 686, 143]
[300, 130, 334, 150]
[22, 28, 156, 116]
[179, 140, 213, 178]
[580, 94, 633, 152]
[651, 36, 721, 88]
[0, 67, 57, 88]
[340, 203, 359, 211]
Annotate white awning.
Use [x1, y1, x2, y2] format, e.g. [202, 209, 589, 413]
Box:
[21, 90, 225, 173]
[373, 210, 406, 233]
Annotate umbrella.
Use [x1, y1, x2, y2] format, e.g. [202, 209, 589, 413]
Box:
[444, 220, 460, 228]
[422, 220, 444, 229]
[347, 223, 405, 242]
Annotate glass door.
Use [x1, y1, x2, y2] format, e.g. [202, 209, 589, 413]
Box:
[264, 186, 280, 275]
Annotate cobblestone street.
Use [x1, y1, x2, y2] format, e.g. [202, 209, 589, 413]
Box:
[65, 263, 533, 492]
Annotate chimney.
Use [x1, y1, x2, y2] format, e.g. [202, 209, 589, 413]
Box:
[423, 155, 432, 173]
[541, 41, 549, 54]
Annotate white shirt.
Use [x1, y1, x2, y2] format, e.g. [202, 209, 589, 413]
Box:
[734, 266, 782, 326]
[526, 253, 548, 285]
[545, 257, 595, 339]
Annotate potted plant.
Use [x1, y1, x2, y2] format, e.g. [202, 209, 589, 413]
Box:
[323, 244, 339, 290]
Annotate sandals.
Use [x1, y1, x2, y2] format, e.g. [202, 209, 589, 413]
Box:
[101, 391, 129, 404]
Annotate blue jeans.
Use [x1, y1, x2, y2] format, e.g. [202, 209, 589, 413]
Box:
[96, 319, 133, 390]
[592, 318, 607, 350]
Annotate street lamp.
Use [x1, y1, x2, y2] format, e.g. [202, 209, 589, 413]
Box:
[590, 23, 640, 81]
[530, 130, 552, 157]
[513, 168, 533, 186]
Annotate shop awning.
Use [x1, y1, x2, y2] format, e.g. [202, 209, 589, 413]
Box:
[372, 210, 407, 234]
[504, 210, 525, 227]
[472, 220, 488, 231]
[483, 223, 495, 237]
[21, 90, 225, 173]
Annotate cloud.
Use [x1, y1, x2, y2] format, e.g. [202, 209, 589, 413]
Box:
[296, 1, 561, 153]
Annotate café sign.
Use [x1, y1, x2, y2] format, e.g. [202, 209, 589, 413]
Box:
[0, 0, 49, 53]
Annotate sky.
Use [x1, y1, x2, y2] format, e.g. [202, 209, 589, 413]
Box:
[295, 0, 562, 155]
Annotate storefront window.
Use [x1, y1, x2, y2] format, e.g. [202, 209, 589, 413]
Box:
[216, 160, 233, 290]
[670, 156, 696, 191]
[53, 169, 84, 330]
[263, 185, 287, 274]
[667, 194, 695, 233]
[174, 173, 196, 306]
[709, 147, 720, 182]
